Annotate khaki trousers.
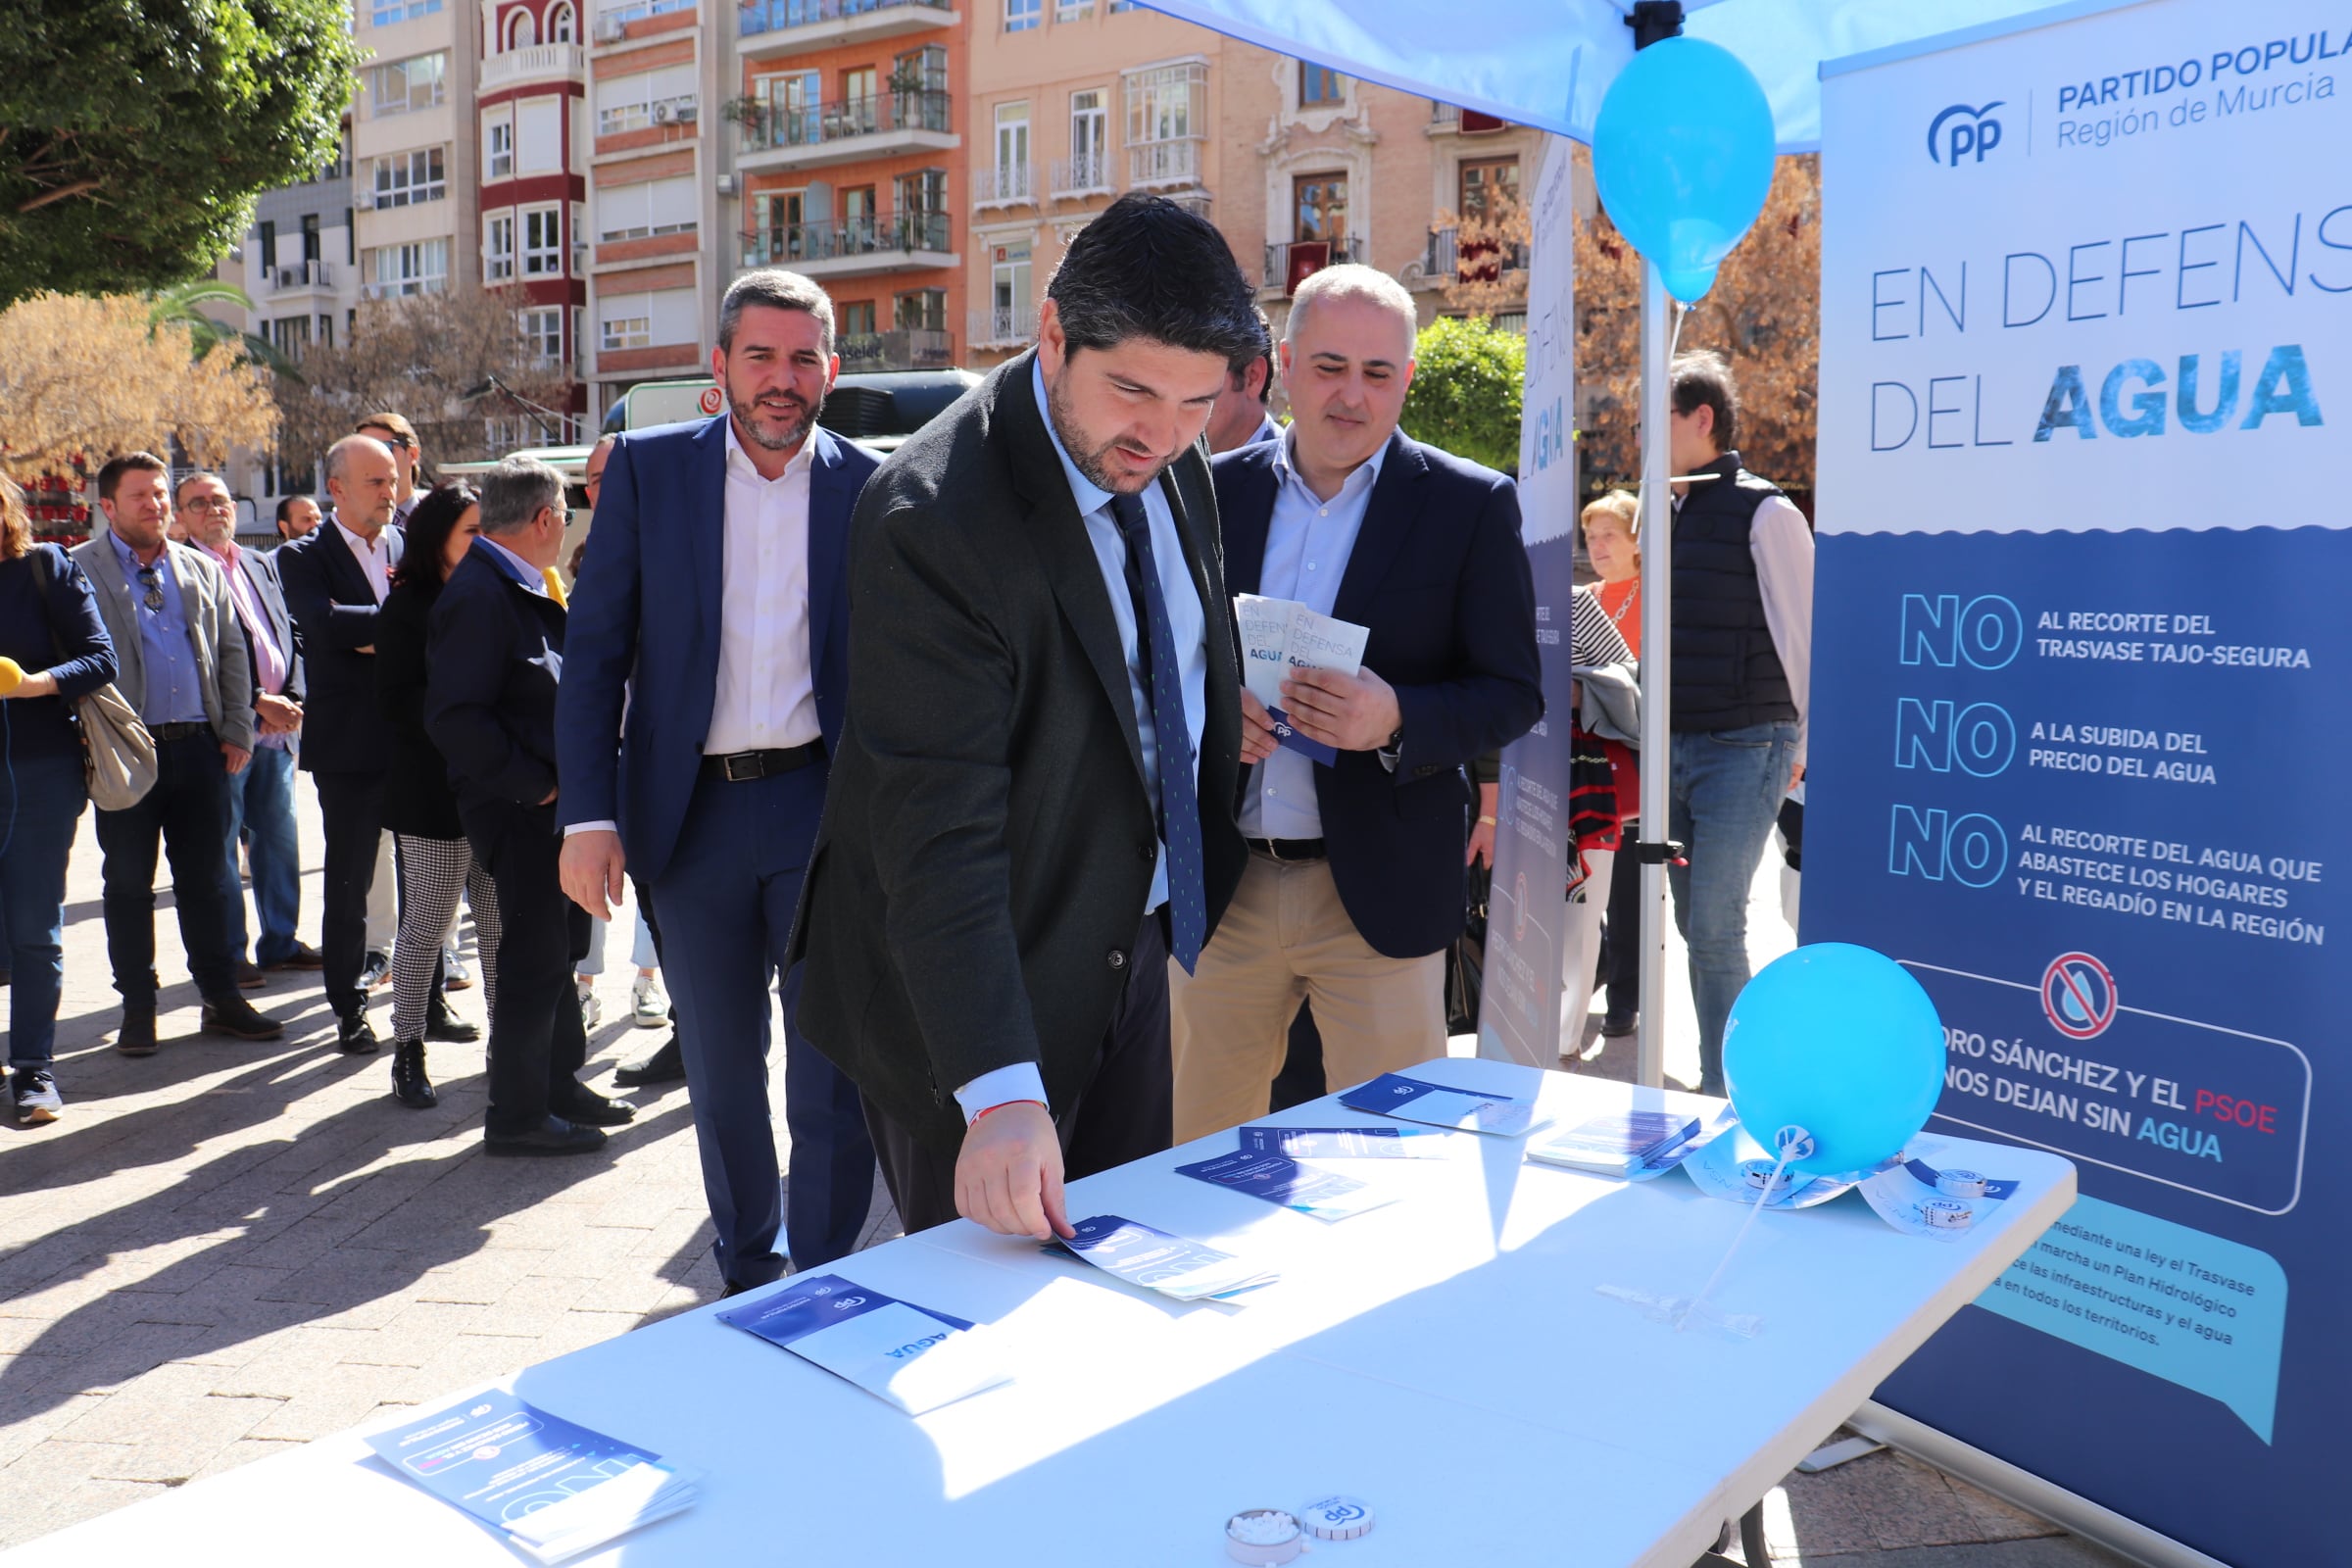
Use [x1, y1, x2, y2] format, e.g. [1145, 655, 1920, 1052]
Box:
[1171, 853, 1446, 1144]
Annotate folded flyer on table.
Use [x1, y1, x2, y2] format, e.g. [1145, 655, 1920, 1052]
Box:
[1337, 1072, 1549, 1137]
[1528, 1110, 1705, 1175]
[364, 1390, 698, 1565]
[717, 1272, 1008, 1415]
[1239, 1124, 1460, 1159]
[1235, 593, 1370, 767]
[1048, 1214, 1280, 1300]
[1175, 1148, 1397, 1221]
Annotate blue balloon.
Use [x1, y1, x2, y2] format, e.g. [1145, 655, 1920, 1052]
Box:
[1724, 944, 1946, 1178]
[1591, 36, 1778, 305]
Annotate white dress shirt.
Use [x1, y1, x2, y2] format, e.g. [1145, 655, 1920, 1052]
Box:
[704, 422, 821, 755]
[333, 516, 392, 605]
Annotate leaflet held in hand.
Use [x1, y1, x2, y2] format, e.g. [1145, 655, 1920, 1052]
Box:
[364, 1391, 698, 1564]
[1236, 594, 1371, 766]
[717, 1273, 1009, 1415]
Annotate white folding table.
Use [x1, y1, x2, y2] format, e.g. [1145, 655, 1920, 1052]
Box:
[4, 1056, 2074, 1567]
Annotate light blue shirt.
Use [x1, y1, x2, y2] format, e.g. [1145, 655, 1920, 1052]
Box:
[109, 533, 207, 728]
[954, 362, 1212, 1124]
[1239, 427, 1388, 840]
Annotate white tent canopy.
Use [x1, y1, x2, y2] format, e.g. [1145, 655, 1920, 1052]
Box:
[1142, 0, 2083, 149]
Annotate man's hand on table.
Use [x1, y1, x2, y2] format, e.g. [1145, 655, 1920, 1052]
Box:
[955, 1102, 1075, 1241]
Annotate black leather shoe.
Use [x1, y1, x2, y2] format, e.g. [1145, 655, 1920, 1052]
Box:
[390, 1041, 437, 1108]
[234, 959, 269, 990]
[612, 1034, 685, 1089]
[555, 1086, 638, 1127]
[336, 1014, 380, 1055]
[424, 1006, 480, 1044]
[202, 995, 286, 1040]
[1599, 1009, 1639, 1039]
[114, 1008, 159, 1057]
[484, 1115, 608, 1157]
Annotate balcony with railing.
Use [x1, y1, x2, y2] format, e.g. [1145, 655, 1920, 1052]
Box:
[735, 90, 956, 172]
[480, 42, 585, 91]
[1049, 153, 1111, 198]
[1428, 101, 1511, 135]
[263, 260, 338, 294]
[1264, 235, 1368, 294]
[1126, 137, 1202, 191]
[739, 0, 955, 58]
[1424, 225, 1527, 285]
[833, 326, 956, 373]
[739, 211, 955, 276]
[967, 305, 1036, 349]
[972, 163, 1034, 209]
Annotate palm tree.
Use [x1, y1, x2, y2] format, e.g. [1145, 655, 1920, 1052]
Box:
[146, 279, 305, 382]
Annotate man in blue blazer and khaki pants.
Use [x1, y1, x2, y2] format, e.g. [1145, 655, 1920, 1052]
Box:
[558, 270, 878, 1290]
[1171, 263, 1544, 1143]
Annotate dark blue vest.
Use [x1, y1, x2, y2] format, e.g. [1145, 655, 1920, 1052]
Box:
[1669, 453, 1796, 733]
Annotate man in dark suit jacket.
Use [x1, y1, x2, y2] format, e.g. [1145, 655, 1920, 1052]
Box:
[1171, 264, 1543, 1144]
[428, 458, 628, 1155]
[558, 270, 880, 1285]
[271, 435, 408, 1054]
[791, 195, 1263, 1241]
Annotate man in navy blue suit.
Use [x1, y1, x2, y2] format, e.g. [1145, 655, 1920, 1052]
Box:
[1170, 264, 1543, 1143]
[557, 270, 878, 1290]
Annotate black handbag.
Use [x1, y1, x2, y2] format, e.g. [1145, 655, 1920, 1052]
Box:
[1446, 860, 1493, 1036]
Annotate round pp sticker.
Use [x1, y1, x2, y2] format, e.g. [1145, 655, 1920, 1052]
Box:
[698, 386, 725, 416]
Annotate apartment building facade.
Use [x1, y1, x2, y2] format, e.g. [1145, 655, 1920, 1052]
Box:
[353, 0, 480, 306]
[477, 0, 591, 436]
[733, 0, 966, 373]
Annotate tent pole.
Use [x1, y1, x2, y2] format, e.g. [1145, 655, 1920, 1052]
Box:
[1635, 260, 1672, 1091]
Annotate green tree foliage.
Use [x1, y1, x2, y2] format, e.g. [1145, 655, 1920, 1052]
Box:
[1398, 315, 1527, 474]
[0, 0, 359, 307]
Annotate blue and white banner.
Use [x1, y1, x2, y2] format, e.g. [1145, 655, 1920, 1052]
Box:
[1481, 132, 1582, 1066]
[1810, 2, 2350, 1561]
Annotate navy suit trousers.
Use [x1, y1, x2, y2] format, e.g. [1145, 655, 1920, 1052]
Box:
[650, 763, 873, 1287]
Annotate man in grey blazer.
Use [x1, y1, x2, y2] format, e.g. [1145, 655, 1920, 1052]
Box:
[176, 470, 322, 977]
[74, 453, 285, 1054]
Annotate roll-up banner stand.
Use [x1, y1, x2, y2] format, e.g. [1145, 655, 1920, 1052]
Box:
[1481, 133, 1581, 1069]
[1808, 2, 2350, 1562]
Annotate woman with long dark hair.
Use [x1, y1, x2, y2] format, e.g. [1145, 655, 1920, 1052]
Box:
[375, 483, 500, 1108]
[0, 472, 119, 1124]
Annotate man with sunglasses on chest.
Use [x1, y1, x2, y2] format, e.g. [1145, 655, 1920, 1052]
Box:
[73, 453, 286, 1055]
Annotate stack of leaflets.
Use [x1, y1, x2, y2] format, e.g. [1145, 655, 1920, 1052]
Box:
[1337, 1072, 1549, 1137]
[1529, 1110, 1704, 1175]
[365, 1391, 699, 1564]
[1175, 1148, 1397, 1221]
[1234, 593, 1371, 766]
[1239, 1124, 1458, 1159]
[1049, 1214, 1280, 1300]
[717, 1273, 1009, 1415]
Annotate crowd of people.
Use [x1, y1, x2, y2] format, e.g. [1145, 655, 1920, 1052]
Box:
[0, 192, 1808, 1289]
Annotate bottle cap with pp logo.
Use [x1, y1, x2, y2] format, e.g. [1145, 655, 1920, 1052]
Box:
[1298, 1494, 1375, 1541]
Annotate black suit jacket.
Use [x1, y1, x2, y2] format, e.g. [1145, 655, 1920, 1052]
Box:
[1215, 429, 1544, 958]
[276, 519, 404, 774]
[423, 546, 564, 817]
[793, 352, 1248, 1150]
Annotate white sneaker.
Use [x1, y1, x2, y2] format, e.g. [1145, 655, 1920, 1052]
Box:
[630, 975, 667, 1028]
[577, 979, 603, 1034]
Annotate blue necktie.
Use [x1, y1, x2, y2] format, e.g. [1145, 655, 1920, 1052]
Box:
[1109, 491, 1205, 975]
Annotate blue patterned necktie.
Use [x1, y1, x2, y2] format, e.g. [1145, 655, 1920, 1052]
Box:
[1109, 490, 1205, 975]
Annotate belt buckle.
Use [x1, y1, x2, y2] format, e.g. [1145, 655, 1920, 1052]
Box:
[1263, 838, 1293, 864]
[723, 753, 760, 782]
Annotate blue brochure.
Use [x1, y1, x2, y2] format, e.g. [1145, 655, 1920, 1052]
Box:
[1048, 1214, 1280, 1300]
[718, 1273, 1006, 1414]
[1265, 705, 1339, 766]
[1338, 1072, 1549, 1137]
[1528, 1111, 1704, 1175]
[365, 1391, 697, 1564]
[1175, 1149, 1396, 1221]
[1239, 1124, 1456, 1159]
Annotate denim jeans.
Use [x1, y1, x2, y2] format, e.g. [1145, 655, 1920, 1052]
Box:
[227, 743, 301, 965]
[1667, 719, 1799, 1096]
[93, 729, 245, 1004]
[2, 752, 88, 1067]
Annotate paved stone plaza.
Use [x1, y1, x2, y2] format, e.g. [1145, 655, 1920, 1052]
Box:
[0, 795, 2127, 1564]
